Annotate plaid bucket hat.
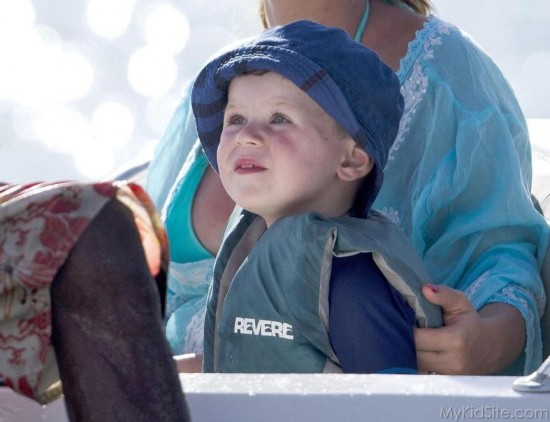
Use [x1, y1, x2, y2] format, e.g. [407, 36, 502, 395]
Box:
[192, 20, 403, 215]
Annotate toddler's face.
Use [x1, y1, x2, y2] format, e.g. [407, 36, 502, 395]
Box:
[217, 71, 354, 226]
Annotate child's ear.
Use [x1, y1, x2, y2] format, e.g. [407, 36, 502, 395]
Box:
[337, 142, 374, 182]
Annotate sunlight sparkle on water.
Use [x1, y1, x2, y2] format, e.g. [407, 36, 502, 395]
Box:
[86, 0, 136, 39]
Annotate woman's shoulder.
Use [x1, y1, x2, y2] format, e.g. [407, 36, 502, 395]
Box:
[398, 15, 520, 112]
[399, 15, 498, 80]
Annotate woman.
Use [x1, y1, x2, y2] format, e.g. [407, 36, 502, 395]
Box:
[147, 0, 549, 375]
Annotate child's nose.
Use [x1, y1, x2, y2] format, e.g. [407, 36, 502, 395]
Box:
[235, 123, 265, 147]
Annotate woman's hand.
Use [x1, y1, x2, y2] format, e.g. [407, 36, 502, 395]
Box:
[174, 353, 203, 373]
[414, 284, 526, 375]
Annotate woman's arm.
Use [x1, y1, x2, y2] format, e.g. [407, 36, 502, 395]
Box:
[174, 354, 204, 373]
[146, 80, 198, 210]
[383, 22, 549, 375]
[415, 284, 526, 375]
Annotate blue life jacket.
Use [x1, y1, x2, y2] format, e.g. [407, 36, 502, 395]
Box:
[203, 210, 442, 373]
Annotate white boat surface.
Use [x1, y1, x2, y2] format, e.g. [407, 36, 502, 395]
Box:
[2, 372, 550, 422]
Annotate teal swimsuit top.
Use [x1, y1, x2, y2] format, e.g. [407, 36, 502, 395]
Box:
[164, 149, 212, 263]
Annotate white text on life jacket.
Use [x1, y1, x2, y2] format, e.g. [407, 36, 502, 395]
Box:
[234, 317, 294, 340]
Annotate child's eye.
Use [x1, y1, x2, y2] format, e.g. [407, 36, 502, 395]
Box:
[225, 113, 246, 125]
[271, 112, 290, 124]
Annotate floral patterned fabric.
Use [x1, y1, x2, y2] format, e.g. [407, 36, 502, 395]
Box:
[0, 181, 167, 403]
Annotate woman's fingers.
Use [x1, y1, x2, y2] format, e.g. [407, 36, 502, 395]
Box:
[421, 284, 475, 324]
[415, 284, 484, 374]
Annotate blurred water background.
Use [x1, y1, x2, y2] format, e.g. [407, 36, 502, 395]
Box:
[0, 0, 548, 188]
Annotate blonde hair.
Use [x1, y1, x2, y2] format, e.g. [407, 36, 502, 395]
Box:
[400, 0, 432, 16]
[258, 0, 432, 28]
[259, 1, 268, 28]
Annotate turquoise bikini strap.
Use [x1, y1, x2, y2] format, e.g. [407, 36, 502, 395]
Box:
[354, 0, 370, 42]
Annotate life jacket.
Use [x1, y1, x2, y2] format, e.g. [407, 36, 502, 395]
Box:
[203, 210, 442, 373]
